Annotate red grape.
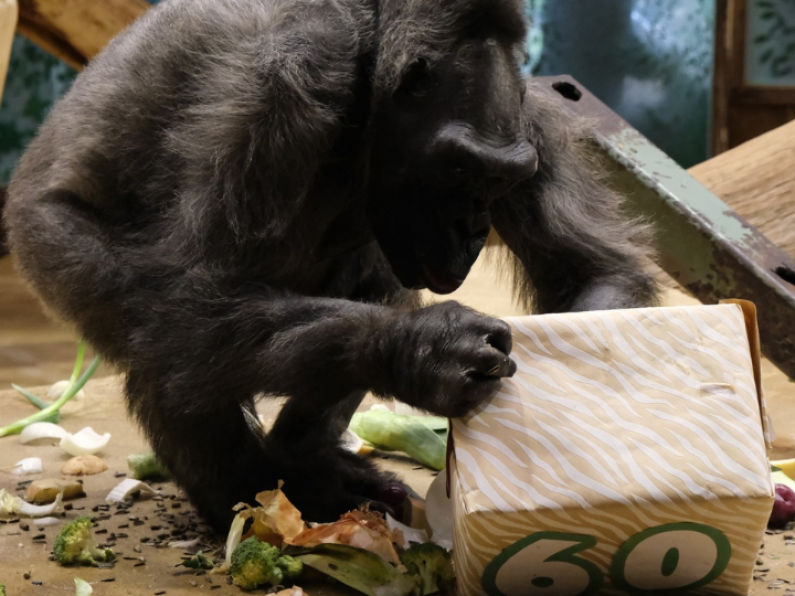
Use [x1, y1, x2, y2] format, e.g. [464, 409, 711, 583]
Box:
[769, 483, 795, 528]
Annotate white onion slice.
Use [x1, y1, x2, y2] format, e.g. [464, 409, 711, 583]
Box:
[10, 457, 43, 476]
[385, 514, 428, 549]
[19, 492, 63, 517]
[32, 516, 62, 527]
[106, 478, 156, 503]
[20, 422, 68, 445]
[60, 427, 111, 456]
[168, 537, 201, 549]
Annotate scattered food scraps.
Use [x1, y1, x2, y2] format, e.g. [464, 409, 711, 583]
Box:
[8, 457, 43, 476]
[62, 455, 109, 476]
[296, 543, 418, 596]
[399, 542, 455, 596]
[176, 551, 214, 570]
[0, 488, 63, 518]
[60, 427, 111, 457]
[19, 422, 68, 445]
[74, 578, 93, 596]
[53, 517, 115, 566]
[349, 411, 447, 470]
[105, 478, 156, 503]
[290, 508, 401, 565]
[231, 537, 303, 591]
[0, 342, 100, 437]
[127, 452, 169, 481]
[25, 479, 85, 504]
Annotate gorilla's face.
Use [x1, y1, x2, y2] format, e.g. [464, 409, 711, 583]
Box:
[368, 40, 537, 294]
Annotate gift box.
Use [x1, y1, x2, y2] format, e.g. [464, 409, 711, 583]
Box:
[450, 301, 774, 596]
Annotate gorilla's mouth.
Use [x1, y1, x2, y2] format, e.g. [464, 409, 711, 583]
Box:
[420, 264, 464, 294]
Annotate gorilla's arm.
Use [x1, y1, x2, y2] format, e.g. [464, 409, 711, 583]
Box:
[490, 80, 659, 313]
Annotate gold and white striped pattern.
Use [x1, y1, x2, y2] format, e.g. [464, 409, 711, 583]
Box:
[451, 304, 774, 596]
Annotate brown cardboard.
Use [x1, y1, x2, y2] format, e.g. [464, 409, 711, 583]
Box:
[450, 304, 775, 596]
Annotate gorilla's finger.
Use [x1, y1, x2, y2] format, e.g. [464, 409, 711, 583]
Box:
[482, 320, 513, 355]
[465, 348, 515, 378]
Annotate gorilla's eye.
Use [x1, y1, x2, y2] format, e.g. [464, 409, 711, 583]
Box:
[394, 57, 430, 101]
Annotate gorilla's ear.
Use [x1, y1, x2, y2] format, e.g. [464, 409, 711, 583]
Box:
[393, 57, 430, 101]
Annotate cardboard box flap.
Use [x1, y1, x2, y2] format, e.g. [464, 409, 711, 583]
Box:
[720, 299, 774, 450]
[451, 304, 773, 515]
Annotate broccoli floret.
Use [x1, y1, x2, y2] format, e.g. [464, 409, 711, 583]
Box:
[1, 580, 6, 596]
[400, 543, 455, 595]
[231, 537, 302, 591]
[53, 517, 116, 566]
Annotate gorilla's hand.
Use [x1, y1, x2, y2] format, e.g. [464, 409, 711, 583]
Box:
[370, 301, 516, 417]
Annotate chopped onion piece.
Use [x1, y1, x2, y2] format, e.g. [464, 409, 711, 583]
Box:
[10, 457, 43, 476]
[385, 514, 428, 548]
[60, 427, 111, 456]
[33, 516, 62, 527]
[48, 380, 87, 401]
[20, 422, 68, 445]
[219, 511, 247, 573]
[106, 478, 156, 503]
[19, 492, 63, 517]
[168, 537, 202, 549]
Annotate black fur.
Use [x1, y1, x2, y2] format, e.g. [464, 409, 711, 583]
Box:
[3, 0, 657, 530]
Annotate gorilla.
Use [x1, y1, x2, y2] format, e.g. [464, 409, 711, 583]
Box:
[3, 0, 658, 530]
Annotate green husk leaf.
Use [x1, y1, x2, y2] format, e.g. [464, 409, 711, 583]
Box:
[296, 544, 419, 596]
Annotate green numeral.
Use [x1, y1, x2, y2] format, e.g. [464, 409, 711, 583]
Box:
[482, 532, 603, 596]
[609, 522, 732, 594]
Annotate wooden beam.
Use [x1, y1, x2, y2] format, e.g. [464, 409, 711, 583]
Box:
[16, 0, 150, 69]
[0, 0, 17, 105]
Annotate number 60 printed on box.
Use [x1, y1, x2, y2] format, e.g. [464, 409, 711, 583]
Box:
[482, 523, 732, 596]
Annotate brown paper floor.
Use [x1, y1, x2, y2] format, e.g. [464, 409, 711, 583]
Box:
[2, 251, 795, 593]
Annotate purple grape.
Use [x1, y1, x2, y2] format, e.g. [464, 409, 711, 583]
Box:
[374, 483, 409, 520]
[769, 484, 795, 528]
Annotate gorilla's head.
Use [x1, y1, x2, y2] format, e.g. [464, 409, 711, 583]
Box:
[368, 0, 537, 294]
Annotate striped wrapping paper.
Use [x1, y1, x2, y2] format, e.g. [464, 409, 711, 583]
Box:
[450, 302, 774, 596]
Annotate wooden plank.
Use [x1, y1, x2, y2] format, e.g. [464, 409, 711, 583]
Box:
[0, 0, 17, 105]
[689, 119, 795, 259]
[16, 0, 150, 68]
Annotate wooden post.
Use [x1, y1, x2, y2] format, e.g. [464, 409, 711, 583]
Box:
[0, 0, 18, 106]
[16, 0, 150, 70]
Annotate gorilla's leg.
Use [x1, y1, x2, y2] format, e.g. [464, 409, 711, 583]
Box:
[268, 389, 399, 520]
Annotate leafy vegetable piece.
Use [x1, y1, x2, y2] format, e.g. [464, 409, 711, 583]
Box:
[177, 551, 215, 570]
[0, 581, 5, 596]
[74, 578, 93, 596]
[0, 343, 100, 437]
[127, 452, 170, 481]
[297, 543, 418, 596]
[53, 516, 115, 566]
[349, 411, 447, 470]
[231, 537, 303, 591]
[400, 543, 455, 595]
[13, 384, 53, 411]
